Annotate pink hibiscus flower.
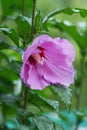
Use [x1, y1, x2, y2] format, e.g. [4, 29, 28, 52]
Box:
[21, 35, 75, 90]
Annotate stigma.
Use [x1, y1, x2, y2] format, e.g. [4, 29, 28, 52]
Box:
[32, 54, 45, 65]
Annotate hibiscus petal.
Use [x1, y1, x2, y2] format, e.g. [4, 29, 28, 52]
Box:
[27, 65, 49, 90]
[41, 41, 68, 69]
[22, 35, 51, 63]
[22, 44, 41, 63]
[33, 34, 52, 45]
[37, 60, 74, 87]
[21, 63, 29, 83]
[54, 38, 75, 62]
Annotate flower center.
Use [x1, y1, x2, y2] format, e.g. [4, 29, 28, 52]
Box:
[32, 53, 45, 65]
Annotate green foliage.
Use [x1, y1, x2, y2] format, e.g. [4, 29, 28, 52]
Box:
[0, 25, 19, 46]
[39, 95, 59, 110]
[34, 11, 42, 33]
[43, 7, 87, 23]
[0, 94, 21, 107]
[52, 86, 72, 107]
[43, 7, 87, 50]
[32, 116, 63, 130]
[0, 42, 23, 54]
[15, 15, 31, 41]
[0, 67, 19, 81]
[0, 76, 13, 93]
[29, 90, 59, 112]
[7, 61, 22, 74]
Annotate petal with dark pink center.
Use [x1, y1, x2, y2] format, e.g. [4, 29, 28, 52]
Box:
[40, 41, 69, 68]
[22, 44, 41, 63]
[22, 35, 59, 63]
[27, 65, 49, 90]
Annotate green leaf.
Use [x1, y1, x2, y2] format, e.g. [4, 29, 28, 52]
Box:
[2, 104, 17, 119]
[0, 67, 18, 81]
[17, 109, 34, 125]
[29, 91, 59, 112]
[32, 116, 63, 130]
[0, 76, 13, 93]
[0, 25, 19, 46]
[15, 15, 31, 39]
[43, 7, 87, 23]
[62, 7, 87, 17]
[33, 116, 54, 130]
[0, 94, 16, 106]
[52, 86, 72, 106]
[0, 51, 9, 67]
[7, 61, 22, 74]
[53, 20, 87, 48]
[0, 94, 22, 108]
[59, 110, 77, 125]
[38, 95, 59, 111]
[34, 11, 42, 33]
[17, 108, 30, 118]
[0, 42, 23, 54]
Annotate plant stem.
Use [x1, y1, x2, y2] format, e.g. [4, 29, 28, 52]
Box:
[23, 87, 28, 109]
[31, 0, 37, 41]
[22, 0, 26, 15]
[75, 55, 84, 130]
[22, 0, 28, 112]
[23, 0, 37, 112]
